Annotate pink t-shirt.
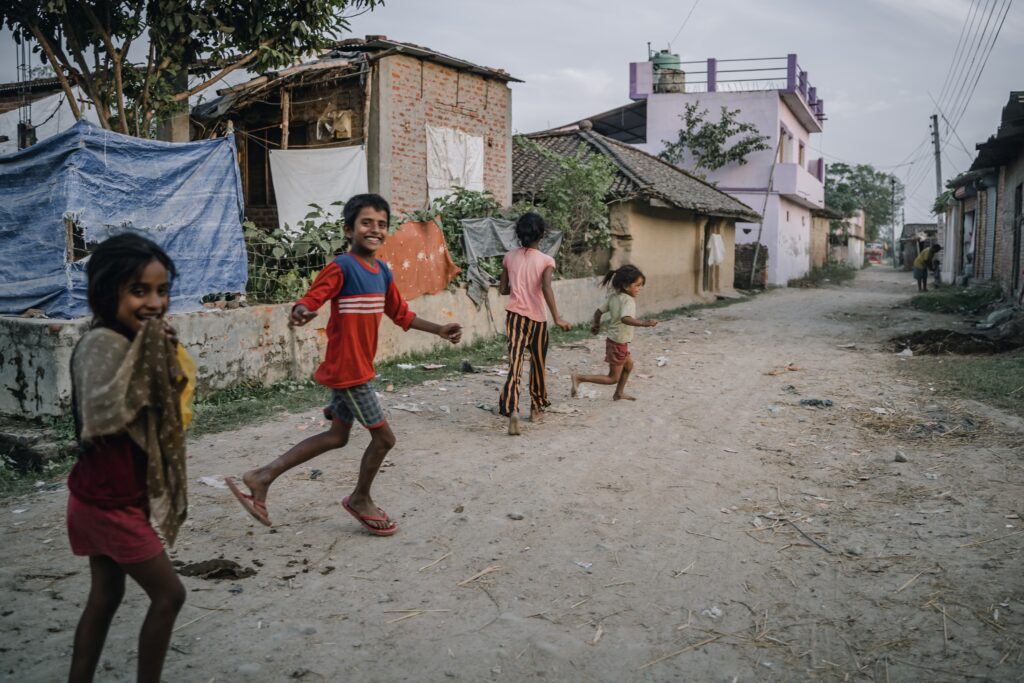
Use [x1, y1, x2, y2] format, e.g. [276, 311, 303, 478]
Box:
[503, 247, 556, 322]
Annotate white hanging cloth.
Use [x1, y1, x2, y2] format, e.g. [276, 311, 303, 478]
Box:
[269, 146, 368, 232]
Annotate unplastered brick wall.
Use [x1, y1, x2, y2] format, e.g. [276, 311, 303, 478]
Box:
[382, 54, 511, 213]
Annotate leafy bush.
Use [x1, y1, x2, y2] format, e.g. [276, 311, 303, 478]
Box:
[244, 203, 347, 303]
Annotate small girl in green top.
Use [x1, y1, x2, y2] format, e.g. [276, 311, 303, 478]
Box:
[571, 265, 657, 401]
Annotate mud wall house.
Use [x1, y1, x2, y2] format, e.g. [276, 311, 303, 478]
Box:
[513, 125, 761, 311]
[810, 206, 843, 269]
[191, 36, 518, 228]
[944, 92, 1024, 297]
[559, 52, 826, 287]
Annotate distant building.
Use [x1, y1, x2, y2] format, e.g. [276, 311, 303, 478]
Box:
[514, 124, 760, 309]
[899, 222, 939, 271]
[558, 51, 826, 286]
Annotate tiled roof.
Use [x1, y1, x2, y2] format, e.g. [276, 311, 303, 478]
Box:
[513, 128, 761, 222]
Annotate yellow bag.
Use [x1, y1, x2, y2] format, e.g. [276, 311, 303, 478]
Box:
[176, 344, 197, 429]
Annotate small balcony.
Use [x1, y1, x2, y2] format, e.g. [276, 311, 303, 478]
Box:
[775, 160, 824, 209]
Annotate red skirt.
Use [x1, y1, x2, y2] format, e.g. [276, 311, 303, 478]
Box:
[67, 494, 164, 565]
[605, 338, 631, 367]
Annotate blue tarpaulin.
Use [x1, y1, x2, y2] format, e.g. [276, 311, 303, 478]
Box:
[0, 119, 246, 318]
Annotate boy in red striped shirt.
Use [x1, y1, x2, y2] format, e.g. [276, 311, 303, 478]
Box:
[227, 194, 462, 535]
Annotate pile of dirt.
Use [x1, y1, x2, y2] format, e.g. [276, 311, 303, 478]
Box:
[889, 328, 1023, 355]
[176, 559, 256, 580]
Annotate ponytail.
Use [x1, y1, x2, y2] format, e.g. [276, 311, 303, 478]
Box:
[601, 264, 646, 291]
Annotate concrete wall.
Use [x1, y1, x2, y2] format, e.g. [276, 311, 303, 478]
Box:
[1, 278, 617, 420]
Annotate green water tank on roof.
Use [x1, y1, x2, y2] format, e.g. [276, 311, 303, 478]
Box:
[651, 49, 681, 73]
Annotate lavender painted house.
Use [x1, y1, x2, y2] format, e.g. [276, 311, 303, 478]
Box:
[564, 52, 827, 286]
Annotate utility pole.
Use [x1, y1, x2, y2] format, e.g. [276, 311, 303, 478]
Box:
[931, 114, 944, 232]
[891, 176, 897, 269]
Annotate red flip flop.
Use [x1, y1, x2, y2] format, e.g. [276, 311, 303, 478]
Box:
[341, 496, 397, 536]
[226, 477, 272, 526]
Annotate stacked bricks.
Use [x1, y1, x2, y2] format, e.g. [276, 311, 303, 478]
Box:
[734, 242, 769, 289]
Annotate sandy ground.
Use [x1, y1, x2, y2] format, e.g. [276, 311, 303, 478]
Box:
[1, 267, 1023, 682]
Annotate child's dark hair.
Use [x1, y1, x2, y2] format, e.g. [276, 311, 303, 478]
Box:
[343, 193, 391, 229]
[86, 232, 177, 328]
[601, 264, 645, 292]
[515, 212, 546, 246]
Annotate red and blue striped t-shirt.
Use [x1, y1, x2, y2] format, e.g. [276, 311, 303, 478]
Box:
[295, 253, 416, 389]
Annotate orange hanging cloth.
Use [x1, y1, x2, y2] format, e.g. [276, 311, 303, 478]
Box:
[376, 219, 461, 301]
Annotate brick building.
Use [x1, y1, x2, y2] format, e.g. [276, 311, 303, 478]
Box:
[943, 92, 1024, 298]
[192, 36, 519, 227]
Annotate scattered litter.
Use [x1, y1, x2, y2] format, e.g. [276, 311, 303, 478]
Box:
[392, 403, 423, 413]
[656, 357, 669, 367]
[575, 561, 593, 573]
[12, 509, 27, 514]
[767, 405, 781, 415]
[700, 606, 723, 619]
[799, 398, 833, 408]
[870, 407, 889, 415]
[309, 469, 323, 481]
[894, 451, 908, 463]
[545, 404, 580, 415]
[178, 559, 256, 580]
[637, 374, 653, 379]
[439, 405, 451, 414]
[459, 360, 479, 373]
[508, 512, 524, 521]
[385, 384, 395, 392]
[198, 476, 228, 490]
[228, 585, 244, 594]
[723, 448, 738, 454]
[422, 364, 445, 370]
[453, 504, 464, 513]
[704, 330, 712, 336]
[837, 343, 856, 349]
[579, 389, 599, 400]
[782, 385, 799, 394]
[925, 473, 939, 480]
[397, 363, 416, 370]
[896, 348, 914, 357]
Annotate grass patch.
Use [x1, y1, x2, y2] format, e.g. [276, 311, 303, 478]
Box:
[903, 349, 1024, 417]
[788, 262, 858, 288]
[909, 283, 1002, 314]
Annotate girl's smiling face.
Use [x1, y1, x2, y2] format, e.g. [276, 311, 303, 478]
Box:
[345, 206, 390, 257]
[115, 259, 170, 336]
[624, 277, 645, 298]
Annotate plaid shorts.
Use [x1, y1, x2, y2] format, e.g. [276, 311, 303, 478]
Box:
[324, 382, 387, 429]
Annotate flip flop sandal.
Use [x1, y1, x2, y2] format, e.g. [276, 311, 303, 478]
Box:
[341, 496, 398, 536]
[225, 477, 272, 526]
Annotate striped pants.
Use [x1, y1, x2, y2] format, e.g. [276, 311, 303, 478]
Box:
[498, 311, 550, 416]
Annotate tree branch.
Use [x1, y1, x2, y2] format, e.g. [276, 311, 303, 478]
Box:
[171, 41, 272, 102]
[26, 24, 82, 120]
[58, 13, 109, 128]
[79, 2, 128, 133]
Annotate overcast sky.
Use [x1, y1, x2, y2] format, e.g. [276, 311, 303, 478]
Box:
[3, 0, 1022, 221]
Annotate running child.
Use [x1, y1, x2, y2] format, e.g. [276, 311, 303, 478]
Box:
[66, 233, 192, 683]
[571, 265, 657, 401]
[497, 212, 571, 435]
[227, 194, 462, 536]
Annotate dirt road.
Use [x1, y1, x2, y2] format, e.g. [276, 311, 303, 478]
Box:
[2, 267, 1022, 682]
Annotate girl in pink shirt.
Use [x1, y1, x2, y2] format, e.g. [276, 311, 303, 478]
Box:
[497, 213, 571, 435]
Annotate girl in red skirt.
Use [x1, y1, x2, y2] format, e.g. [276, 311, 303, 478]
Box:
[571, 265, 658, 401]
[66, 234, 191, 683]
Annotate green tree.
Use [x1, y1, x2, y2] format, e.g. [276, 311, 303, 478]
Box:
[824, 162, 904, 242]
[659, 101, 771, 179]
[2, 0, 380, 137]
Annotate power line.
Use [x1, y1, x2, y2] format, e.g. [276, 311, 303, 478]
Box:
[938, 0, 996, 115]
[943, 0, 1006, 128]
[948, 0, 1013, 133]
[926, 91, 975, 159]
[936, 0, 982, 108]
[668, 0, 701, 49]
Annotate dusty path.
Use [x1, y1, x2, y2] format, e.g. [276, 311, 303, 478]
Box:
[2, 267, 1022, 682]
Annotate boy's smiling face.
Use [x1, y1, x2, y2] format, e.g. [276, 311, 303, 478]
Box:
[346, 206, 389, 257]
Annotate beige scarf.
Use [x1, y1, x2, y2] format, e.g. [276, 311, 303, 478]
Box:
[73, 321, 188, 546]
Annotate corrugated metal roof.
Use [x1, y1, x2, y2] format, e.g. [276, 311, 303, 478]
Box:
[514, 128, 762, 222]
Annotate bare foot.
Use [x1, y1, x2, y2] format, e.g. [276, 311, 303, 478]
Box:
[529, 407, 544, 423]
[570, 374, 580, 398]
[613, 393, 636, 401]
[508, 414, 521, 436]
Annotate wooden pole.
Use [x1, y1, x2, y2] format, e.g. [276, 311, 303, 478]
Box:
[281, 89, 290, 150]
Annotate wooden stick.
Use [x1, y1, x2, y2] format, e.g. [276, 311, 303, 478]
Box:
[891, 658, 988, 679]
[418, 552, 451, 572]
[603, 581, 634, 588]
[637, 635, 722, 670]
[457, 565, 501, 586]
[684, 529, 724, 542]
[781, 518, 834, 554]
[895, 570, 926, 593]
[958, 529, 1024, 548]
